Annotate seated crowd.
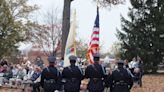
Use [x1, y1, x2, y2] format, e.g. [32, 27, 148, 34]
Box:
[0, 59, 42, 90]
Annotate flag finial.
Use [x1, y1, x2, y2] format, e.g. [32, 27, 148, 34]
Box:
[96, 0, 100, 8]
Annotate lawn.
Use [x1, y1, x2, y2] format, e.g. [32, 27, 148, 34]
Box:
[131, 75, 164, 92]
[0, 75, 164, 92]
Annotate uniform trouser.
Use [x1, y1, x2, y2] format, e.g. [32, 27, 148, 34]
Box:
[44, 89, 54, 92]
[43, 83, 61, 92]
[32, 82, 40, 92]
[65, 90, 79, 92]
[88, 91, 103, 92]
[112, 85, 130, 92]
[64, 85, 80, 92]
[87, 79, 104, 92]
[64, 80, 80, 92]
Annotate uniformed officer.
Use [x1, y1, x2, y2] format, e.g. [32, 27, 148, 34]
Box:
[85, 53, 106, 92]
[62, 55, 83, 92]
[109, 60, 133, 92]
[40, 55, 62, 92]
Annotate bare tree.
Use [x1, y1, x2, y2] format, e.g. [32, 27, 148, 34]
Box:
[94, 0, 125, 7]
[110, 42, 121, 58]
[28, 9, 62, 56]
[76, 39, 88, 59]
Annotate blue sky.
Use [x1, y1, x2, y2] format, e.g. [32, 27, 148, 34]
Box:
[26, 0, 131, 53]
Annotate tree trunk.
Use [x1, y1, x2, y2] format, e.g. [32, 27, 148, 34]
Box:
[61, 0, 72, 58]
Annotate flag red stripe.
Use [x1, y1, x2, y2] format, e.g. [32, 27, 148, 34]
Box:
[93, 31, 99, 34]
[91, 33, 99, 38]
[90, 49, 94, 56]
[88, 54, 93, 64]
[91, 44, 99, 48]
[92, 37, 99, 41]
[88, 50, 94, 64]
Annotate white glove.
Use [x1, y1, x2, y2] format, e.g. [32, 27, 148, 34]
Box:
[54, 90, 59, 92]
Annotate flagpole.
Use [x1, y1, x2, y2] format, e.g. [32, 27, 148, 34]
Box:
[97, 0, 100, 53]
[73, 10, 77, 56]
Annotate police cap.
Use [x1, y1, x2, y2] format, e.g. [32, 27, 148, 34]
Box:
[93, 53, 100, 58]
[69, 55, 77, 61]
[48, 55, 56, 63]
[117, 60, 124, 65]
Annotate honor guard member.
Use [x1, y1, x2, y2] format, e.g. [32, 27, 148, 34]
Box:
[40, 55, 62, 92]
[109, 60, 133, 92]
[62, 55, 83, 92]
[85, 53, 106, 92]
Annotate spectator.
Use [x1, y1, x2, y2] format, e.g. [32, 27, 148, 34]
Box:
[0, 65, 7, 86]
[0, 65, 6, 73]
[35, 57, 44, 69]
[124, 59, 129, 68]
[3, 66, 13, 84]
[31, 66, 41, 81]
[12, 65, 19, 78]
[0, 59, 8, 66]
[17, 66, 27, 80]
[129, 57, 139, 69]
[31, 66, 42, 92]
[24, 66, 34, 80]
[15, 65, 27, 86]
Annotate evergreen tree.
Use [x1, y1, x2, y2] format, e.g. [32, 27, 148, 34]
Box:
[0, 0, 38, 58]
[117, 0, 164, 73]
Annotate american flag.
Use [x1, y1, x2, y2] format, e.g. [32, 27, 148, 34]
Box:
[87, 7, 100, 64]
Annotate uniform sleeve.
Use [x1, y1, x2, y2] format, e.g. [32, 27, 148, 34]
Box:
[109, 72, 114, 92]
[40, 69, 46, 87]
[57, 69, 62, 80]
[127, 73, 133, 89]
[104, 73, 111, 88]
[125, 69, 133, 89]
[62, 68, 66, 78]
[84, 66, 89, 78]
[101, 65, 107, 78]
[78, 67, 84, 80]
[57, 70, 63, 91]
